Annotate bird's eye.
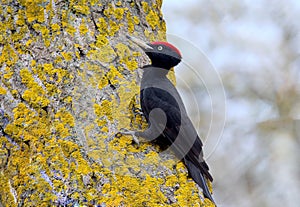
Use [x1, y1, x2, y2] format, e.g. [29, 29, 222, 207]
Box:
[157, 46, 163, 51]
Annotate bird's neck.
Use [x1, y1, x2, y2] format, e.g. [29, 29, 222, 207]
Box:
[142, 65, 170, 78]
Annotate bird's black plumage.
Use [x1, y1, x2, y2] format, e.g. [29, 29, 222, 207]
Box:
[126, 36, 215, 204]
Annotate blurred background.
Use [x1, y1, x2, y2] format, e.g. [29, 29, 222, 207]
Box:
[162, 0, 300, 207]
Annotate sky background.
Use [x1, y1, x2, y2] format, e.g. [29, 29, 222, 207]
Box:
[162, 1, 300, 207]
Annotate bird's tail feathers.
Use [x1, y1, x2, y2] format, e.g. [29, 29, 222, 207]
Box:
[184, 158, 216, 205]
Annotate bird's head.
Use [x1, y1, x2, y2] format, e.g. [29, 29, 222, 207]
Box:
[126, 35, 182, 69]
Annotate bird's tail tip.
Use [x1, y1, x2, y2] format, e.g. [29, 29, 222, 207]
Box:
[184, 158, 216, 205]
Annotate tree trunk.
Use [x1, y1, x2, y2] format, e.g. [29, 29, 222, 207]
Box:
[0, 1, 212, 206]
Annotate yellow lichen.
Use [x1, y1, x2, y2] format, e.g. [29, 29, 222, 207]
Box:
[0, 44, 18, 66]
[51, 23, 61, 35]
[109, 20, 122, 36]
[97, 17, 108, 34]
[61, 52, 73, 61]
[133, 16, 140, 24]
[95, 34, 109, 47]
[98, 76, 109, 90]
[3, 71, 13, 79]
[22, 89, 50, 107]
[79, 21, 89, 35]
[22, 0, 46, 23]
[94, 100, 112, 119]
[20, 68, 50, 107]
[55, 108, 75, 127]
[126, 12, 135, 33]
[146, 10, 160, 30]
[73, 5, 90, 15]
[87, 46, 116, 63]
[114, 8, 126, 20]
[66, 24, 76, 36]
[64, 96, 73, 103]
[141, 2, 150, 13]
[0, 87, 7, 95]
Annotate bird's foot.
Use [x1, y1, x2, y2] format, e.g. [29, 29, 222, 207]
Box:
[132, 107, 144, 116]
[119, 128, 140, 145]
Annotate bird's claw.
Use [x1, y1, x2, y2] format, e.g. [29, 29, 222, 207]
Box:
[119, 128, 140, 145]
[132, 107, 144, 116]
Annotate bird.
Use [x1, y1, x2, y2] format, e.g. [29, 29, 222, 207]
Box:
[122, 35, 216, 205]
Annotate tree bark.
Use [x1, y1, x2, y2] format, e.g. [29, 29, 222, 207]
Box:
[0, 1, 212, 206]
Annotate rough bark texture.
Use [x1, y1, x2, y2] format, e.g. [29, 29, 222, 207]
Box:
[0, 1, 213, 206]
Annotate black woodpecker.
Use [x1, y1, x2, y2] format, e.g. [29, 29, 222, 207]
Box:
[123, 35, 216, 205]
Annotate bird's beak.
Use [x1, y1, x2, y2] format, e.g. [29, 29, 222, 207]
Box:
[126, 35, 153, 50]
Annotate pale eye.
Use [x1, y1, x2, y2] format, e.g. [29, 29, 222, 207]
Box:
[157, 46, 163, 51]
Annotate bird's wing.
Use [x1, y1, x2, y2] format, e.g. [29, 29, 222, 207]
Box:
[141, 87, 212, 181]
[165, 116, 213, 181]
[141, 87, 181, 124]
